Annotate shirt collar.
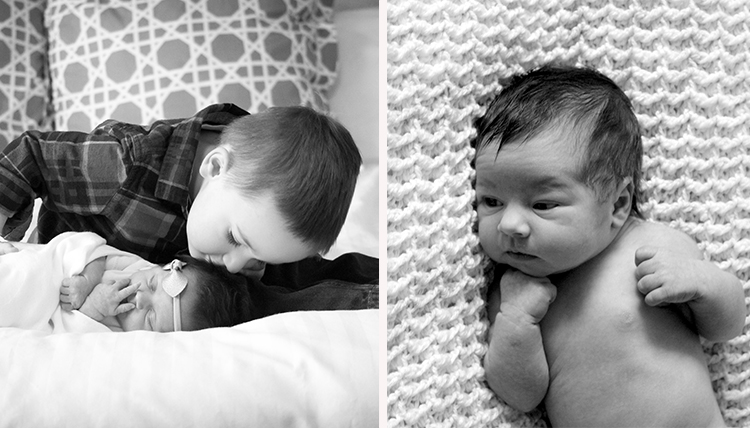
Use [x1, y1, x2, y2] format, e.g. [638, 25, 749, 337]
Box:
[154, 104, 249, 206]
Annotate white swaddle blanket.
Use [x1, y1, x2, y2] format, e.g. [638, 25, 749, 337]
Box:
[0, 231, 151, 333]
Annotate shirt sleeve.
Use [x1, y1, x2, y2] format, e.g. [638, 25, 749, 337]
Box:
[0, 129, 127, 239]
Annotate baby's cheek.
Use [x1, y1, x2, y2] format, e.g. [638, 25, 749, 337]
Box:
[477, 221, 501, 260]
[539, 233, 589, 270]
[116, 308, 144, 331]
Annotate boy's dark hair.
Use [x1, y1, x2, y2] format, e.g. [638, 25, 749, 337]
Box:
[472, 64, 643, 218]
[222, 106, 362, 254]
[177, 255, 258, 330]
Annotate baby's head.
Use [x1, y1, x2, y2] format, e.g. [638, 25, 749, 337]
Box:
[187, 106, 362, 275]
[472, 65, 643, 277]
[117, 255, 254, 332]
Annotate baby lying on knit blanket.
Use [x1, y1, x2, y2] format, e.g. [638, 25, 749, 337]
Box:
[475, 65, 746, 427]
[0, 231, 251, 333]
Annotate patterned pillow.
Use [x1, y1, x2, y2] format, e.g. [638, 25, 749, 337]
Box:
[46, 0, 338, 131]
[0, 0, 52, 149]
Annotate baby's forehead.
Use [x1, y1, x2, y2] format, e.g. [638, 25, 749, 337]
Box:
[478, 121, 588, 161]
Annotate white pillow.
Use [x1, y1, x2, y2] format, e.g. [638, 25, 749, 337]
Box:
[0, 309, 379, 428]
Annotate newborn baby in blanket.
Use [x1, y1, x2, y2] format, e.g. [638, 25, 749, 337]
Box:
[0, 232, 251, 333]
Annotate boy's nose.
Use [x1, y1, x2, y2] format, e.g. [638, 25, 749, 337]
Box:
[498, 206, 530, 238]
[223, 254, 250, 274]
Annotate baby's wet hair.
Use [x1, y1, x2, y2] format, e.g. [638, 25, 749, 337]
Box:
[175, 254, 258, 330]
[472, 64, 643, 218]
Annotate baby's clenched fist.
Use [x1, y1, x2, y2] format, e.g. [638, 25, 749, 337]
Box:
[499, 269, 557, 324]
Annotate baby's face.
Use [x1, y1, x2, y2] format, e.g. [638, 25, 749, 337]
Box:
[186, 175, 315, 277]
[475, 126, 618, 277]
[116, 265, 199, 332]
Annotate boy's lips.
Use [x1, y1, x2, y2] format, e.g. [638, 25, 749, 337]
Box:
[245, 260, 266, 271]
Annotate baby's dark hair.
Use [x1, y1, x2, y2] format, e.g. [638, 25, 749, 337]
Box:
[472, 64, 643, 218]
[175, 255, 258, 330]
[221, 106, 362, 254]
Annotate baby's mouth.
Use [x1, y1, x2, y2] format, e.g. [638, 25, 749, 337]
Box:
[505, 250, 538, 261]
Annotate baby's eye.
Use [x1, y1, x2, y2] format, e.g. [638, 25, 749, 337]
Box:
[481, 197, 501, 208]
[533, 202, 559, 211]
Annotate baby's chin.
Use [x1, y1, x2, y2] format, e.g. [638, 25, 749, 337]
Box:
[500, 257, 563, 279]
[512, 265, 554, 278]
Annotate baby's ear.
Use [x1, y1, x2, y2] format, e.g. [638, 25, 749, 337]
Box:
[199, 146, 230, 178]
[611, 177, 633, 228]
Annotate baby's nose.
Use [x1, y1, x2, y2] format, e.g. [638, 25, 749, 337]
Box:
[498, 207, 530, 238]
[132, 285, 150, 309]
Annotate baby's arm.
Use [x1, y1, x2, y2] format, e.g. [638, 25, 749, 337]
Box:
[484, 269, 557, 412]
[79, 279, 137, 322]
[60, 256, 106, 311]
[635, 230, 745, 342]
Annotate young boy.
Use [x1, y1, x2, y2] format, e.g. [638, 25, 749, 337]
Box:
[0, 104, 362, 283]
[473, 65, 746, 427]
[0, 231, 253, 333]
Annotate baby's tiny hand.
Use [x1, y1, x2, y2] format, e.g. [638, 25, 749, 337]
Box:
[79, 279, 138, 321]
[61, 275, 95, 311]
[635, 246, 705, 307]
[499, 269, 557, 324]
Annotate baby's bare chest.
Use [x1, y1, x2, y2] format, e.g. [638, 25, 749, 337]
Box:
[539, 250, 721, 427]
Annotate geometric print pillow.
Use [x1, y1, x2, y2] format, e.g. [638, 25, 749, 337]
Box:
[45, 0, 338, 132]
[0, 0, 52, 149]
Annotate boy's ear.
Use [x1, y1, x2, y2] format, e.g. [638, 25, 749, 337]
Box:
[198, 146, 230, 179]
[611, 177, 633, 228]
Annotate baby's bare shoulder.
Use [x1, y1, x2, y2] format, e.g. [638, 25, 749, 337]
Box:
[621, 219, 701, 258]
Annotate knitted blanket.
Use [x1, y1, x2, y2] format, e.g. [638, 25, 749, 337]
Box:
[387, 1, 750, 427]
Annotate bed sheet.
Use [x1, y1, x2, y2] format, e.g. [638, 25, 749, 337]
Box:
[0, 309, 379, 427]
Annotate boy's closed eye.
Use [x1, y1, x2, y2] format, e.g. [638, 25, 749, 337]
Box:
[227, 230, 241, 247]
[226, 230, 267, 266]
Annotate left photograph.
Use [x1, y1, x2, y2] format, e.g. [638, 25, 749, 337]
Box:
[0, 0, 380, 426]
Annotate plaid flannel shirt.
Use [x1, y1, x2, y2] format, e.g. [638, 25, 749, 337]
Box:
[0, 103, 249, 263]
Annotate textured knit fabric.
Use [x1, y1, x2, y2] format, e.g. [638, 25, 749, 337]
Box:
[387, 1, 750, 427]
[0, 103, 248, 263]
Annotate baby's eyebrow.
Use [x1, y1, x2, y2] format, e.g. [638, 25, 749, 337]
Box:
[475, 175, 501, 190]
[476, 174, 567, 189]
[532, 176, 569, 190]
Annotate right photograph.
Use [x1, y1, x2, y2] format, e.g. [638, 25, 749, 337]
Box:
[387, 1, 750, 427]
